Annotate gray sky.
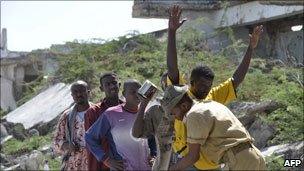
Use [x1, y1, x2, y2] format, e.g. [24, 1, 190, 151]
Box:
[1, 1, 168, 52]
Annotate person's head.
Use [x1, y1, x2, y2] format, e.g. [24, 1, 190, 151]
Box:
[190, 64, 214, 99]
[161, 85, 193, 120]
[160, 72, 168, 91]
[122, 79, 142, 107]
[71, 80, 90, 105]
[99, 72, 120, 99]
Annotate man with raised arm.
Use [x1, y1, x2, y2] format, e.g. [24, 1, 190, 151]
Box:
[132, 76, 174, 171]
[166, 5, 263, 170]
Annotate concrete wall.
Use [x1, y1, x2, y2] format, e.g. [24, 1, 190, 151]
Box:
[1, 27, 60, 111]
[133, 0, 304, 63]
[1, 64, 18, 111]
[211, 1, 303, 28]
[1, 54, 59, 111]
[184, 14, 304, 63]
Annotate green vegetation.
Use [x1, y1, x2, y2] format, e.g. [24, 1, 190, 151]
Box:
[53, 29, 303, 144]
[265, 154, 286, 171]
[44, 155, 61, 170]
[15, 25, 302, 144]
[2, 134, 51, 156]
[0, 109, 9, 118]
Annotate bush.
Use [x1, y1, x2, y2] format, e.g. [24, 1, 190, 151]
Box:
[266, 154, 285, 171]
[2, 134, 51, 156]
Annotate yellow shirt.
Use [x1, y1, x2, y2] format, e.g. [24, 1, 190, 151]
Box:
[167, 75, 237, 170]
[186, 101, 253, 165]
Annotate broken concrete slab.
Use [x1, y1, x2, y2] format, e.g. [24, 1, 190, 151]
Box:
[4, 83, 73, 129]
[262, 141, 304, 159]
[229, 101, 282, 130]
[3, 164, 20, 171]
[229, 101, 282, 116]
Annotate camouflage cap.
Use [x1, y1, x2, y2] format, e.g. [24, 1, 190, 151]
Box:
[161, 85, 188, 115]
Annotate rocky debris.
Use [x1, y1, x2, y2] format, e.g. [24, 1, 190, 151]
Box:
[33, 115, 61, 136]
[11, 153, 28, 165]
[248, 118, 276, 149]
[121, 40, 140, 53]
[1, 148, 51, 170]
[0, 153, 11, 167]
[262, 141, 304, 159]
[246, 101, 282, 115]
[229, 100, 282, 116]
[237, 114, 257, 129]
[4, 83, 73, 132]
[229, 101, 280, 149]
[39, 144, 54, 157]
[229, 101, 282, 135]
[28, 129, 40, 137]
[19, 150, 44, 170]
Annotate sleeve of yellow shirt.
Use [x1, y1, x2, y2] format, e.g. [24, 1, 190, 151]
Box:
[206, 78, 237, 105]
[173, 119, 188, 155]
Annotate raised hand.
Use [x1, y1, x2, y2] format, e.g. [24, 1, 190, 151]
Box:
[249, 25, 263, 49]
[168, 5, 187, 32]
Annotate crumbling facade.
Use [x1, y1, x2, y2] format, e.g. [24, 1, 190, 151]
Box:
[0, 29, 58, 111]
[133, 0, 303, 64]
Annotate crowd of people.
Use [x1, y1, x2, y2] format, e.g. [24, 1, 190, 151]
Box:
[53, 5, 266, 171]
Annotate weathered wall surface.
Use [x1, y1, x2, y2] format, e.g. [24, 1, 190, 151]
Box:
[1, 66, 17, 111]
[133, 0, 304, 63]
[1, 29, 60, 111]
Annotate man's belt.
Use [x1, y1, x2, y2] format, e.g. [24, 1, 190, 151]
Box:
[176, 145, 187, 155]
[230, 141, 252, 155]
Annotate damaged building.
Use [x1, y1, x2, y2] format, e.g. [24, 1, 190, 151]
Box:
[133, 0, 303, 64]
[0, 28, 59, 111]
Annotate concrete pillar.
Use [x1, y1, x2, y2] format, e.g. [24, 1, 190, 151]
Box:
[0, 64, 17, 111]
[1, 28, 7, 51]
[15, 66, 25, 101]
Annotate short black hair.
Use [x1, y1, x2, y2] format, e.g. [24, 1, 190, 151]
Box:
[190, 64, 214, 82]
[123, 79, 141, 91]
[71, 80, 88, 90]
[99, 72, 118, 85]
